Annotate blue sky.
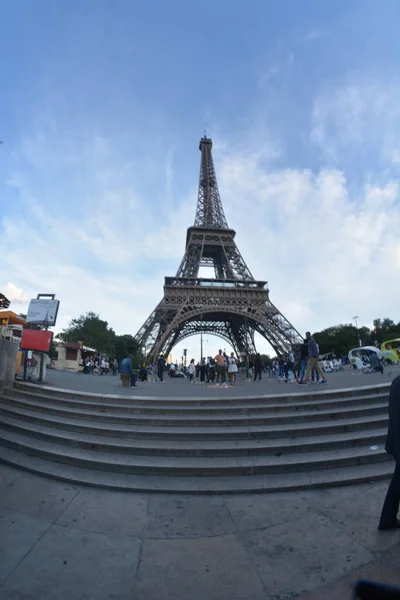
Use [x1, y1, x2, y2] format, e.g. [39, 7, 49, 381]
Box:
[1, 0, 400, 360]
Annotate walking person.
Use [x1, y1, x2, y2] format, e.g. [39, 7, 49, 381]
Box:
[188, 358, 195, 383]
[299, 332, 327, 385]
[379, 375, 400, 530]
[227, 352, 238, 386]
[254, 353, 263, 382]
[157, 355, 166, 382]
[284, 350, 295, 383]
[214, 350, 226, 385]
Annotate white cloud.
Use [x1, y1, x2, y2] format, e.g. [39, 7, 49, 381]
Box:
[304, 29, 335, 42]
[216, 150, 400, 338]
[1, 282, 29, 305]
[311, 79, 400, 166]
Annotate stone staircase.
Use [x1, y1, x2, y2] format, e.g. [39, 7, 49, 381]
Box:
[0, 380, 394, 493]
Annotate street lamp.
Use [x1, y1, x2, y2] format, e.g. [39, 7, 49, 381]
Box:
[353, 316, 361, 347]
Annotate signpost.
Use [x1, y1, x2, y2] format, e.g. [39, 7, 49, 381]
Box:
[24, 294, 59, 382]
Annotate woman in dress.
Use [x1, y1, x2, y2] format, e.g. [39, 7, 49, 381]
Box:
[227, 352, 238, 386]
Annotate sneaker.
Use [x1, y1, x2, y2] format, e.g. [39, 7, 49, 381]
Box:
[320, 380, 328, 384]
[297, 382, 307, 386]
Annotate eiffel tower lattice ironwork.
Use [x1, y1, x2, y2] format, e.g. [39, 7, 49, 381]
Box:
[135, 136, 303, 359]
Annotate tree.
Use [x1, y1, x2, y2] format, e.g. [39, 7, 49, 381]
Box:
[313, 324, 364, 357]
[57, 312, 116, 355]
[373, 317, 400, 344]
[114, 334, 141, 362]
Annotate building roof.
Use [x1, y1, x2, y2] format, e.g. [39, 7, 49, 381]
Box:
[0, 310, 26, 326]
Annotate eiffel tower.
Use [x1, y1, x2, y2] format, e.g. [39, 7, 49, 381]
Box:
[135, 136, 303, 359]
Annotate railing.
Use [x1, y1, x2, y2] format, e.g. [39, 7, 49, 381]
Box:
[165, 277, 267, 290]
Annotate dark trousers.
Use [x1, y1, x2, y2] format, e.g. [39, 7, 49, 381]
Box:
[216, 365, 225, 383]
[209, 367, 215, 383]
[380, 461, 400, 527]
[284, 362, 294, 380]
[254, 368, 262, 381]
[157, 368, 164, 382]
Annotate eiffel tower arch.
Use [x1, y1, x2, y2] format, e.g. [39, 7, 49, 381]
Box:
[135, 136, 303, 359]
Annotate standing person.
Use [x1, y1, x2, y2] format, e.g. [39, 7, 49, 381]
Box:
[208, 356, 216, 383]
[278, 356, 285, 379]
[298, 340, 308, 384]
[119, 354, 138, 387]
[200, 358, 206, 382]
[112, 359, 118, 376]
[169, 362, 176, 378]
[300, 332, 327, 385]
[227, 352, 238, 386]
[157, 355, 166, 382]
[284, 350, 295, 383]
[379, 375, 400, 530]
[100, 357, 106, 375]
[214, 350, 226, 385]
[188, 359, 195, 383]
[254, 353, 263, 382]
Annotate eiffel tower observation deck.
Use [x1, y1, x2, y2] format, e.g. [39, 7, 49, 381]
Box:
[135, 136, 303, 359]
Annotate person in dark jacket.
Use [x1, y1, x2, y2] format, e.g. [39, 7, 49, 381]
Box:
[254, 353, 263, 381]
[298, 340, 308, 384]
[299, 331, 327, 385]
[119, 355, 137, 387]
[379, 375, 400, 530]
[157, 356, 166, 382]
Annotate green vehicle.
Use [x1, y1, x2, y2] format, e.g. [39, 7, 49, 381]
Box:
[381, 339, 400, 364]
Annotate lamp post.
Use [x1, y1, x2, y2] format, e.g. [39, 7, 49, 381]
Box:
[353, 315, 361, 347]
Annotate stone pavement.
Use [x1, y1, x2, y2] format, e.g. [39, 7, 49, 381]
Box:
[1, 463, 399, 600]
[40, 365, 400, 398]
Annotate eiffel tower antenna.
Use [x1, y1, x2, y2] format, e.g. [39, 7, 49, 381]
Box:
[135, 136, 302, 359]
[194, 136, 228, 229]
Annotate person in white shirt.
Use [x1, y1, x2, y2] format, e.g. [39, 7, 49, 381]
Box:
[188, 359, 195, 383]
[227, 352, 238, 386]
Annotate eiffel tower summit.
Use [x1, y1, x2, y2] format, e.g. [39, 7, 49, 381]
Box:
[135, 136, 303, 359]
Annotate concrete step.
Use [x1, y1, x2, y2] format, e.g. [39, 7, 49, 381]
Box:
[12, 381, 391, 405]
[0, 403, 389, 440]
[0, 428, 391, 475]
[0, 415, 387, 457]
[0, 443, 394, 493]
[3, 388, 389, 415]
[0, 394, 388, 427]
[12, 380, 391, 406]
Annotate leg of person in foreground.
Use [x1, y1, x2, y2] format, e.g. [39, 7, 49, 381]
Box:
[379, 375, 400, 530]
[301, 357, 327, 384]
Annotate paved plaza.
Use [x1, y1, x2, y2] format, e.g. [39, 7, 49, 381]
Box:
[2, 369, 400, 599]
[40, 365, 399, 398]
[0, 462, 400, 600]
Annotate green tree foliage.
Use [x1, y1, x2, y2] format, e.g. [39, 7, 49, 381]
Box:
[372, 318, 400, 343]
[114, 334, 141, 362]
[313, 324, 370, 357]
[57, 312, 116, 355]
[56, 312, 144, 364]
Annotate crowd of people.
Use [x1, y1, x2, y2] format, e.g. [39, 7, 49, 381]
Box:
[79, 331, 384, 389]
